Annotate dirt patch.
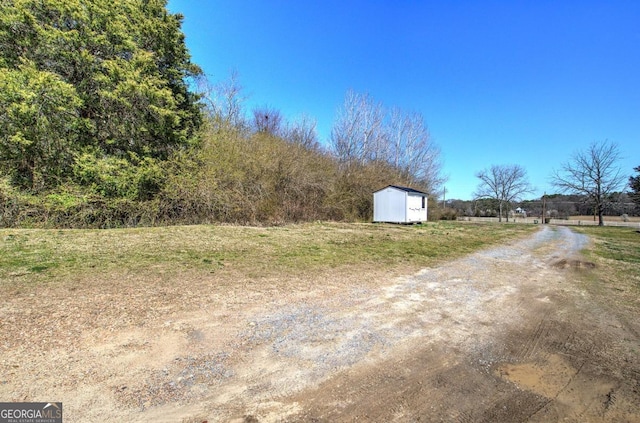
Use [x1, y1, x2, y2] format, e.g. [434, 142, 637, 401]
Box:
[1, 226, 639, 422]
[496, 354, 584, 398]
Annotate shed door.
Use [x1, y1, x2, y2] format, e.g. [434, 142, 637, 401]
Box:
[407, 194, 426, 222]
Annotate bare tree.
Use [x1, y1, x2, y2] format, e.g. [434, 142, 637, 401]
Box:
[475, 164, 533, 222]
[282, 114, 320, 150]
[388, 107, 444, 192]
[330, 90, 386, 167]
[551, 140, 626, 226]
[252, 105, 283, 135]
[198, 70, 247, 130]
[330, 90, 445, 193]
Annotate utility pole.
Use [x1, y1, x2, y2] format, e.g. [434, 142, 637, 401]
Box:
[542, 192, 546, 224]
[442, 186, 447, 208]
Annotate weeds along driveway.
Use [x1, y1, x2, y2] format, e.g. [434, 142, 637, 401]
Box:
[1, 226, 639, 422]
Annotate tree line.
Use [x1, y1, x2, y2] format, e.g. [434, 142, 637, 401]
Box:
[450, 192, 637, 221]
[467, 141, 639, 225]
[2, 1, 637, 228]
[0, 0, 443, 227]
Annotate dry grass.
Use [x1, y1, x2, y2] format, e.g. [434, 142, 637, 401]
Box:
[572, 226, 640, 319]
[0, 222, 537, 289]
[0, 221, 539, 355]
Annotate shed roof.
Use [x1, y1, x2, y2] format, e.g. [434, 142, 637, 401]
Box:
[374, 185, 428, 195]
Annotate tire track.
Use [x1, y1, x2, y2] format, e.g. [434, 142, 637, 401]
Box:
[518, 317, 550, 361]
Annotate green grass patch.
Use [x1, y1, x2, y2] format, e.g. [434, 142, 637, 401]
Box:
[572, 226, 640, 306]
[0, 221, 537, 285]
[573, 226, 640, 264]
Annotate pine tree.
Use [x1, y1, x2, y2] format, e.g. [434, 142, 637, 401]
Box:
[0, 0, 202, 191]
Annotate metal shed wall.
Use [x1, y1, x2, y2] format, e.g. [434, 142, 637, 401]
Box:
[373, 187, 407, 223]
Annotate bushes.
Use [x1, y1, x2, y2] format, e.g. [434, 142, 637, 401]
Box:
[0, 176, 21, 227]
[0, 118, 432, 228]
[439, 208, 459, 221]
[73, 150, 166, 201]
[158, 128, 338, 224]
[427, 200, 458, 221]
[0, 183, 160, 228]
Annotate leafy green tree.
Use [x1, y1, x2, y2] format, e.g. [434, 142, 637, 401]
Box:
[0, 61, 83, 190]
[0, 0, 201, 191]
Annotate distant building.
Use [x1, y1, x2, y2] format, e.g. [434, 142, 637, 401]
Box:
[373, 185, 428, 223]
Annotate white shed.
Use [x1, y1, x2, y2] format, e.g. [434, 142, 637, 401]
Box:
[373, 185, 428, 223]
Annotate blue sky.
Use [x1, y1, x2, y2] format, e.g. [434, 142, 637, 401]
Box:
[167, 1, 640, 200]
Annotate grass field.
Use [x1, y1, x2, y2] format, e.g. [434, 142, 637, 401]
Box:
[2, 221, 636, 304]
[572, 225, 640, 315]
[0, 222, 537, 287]
[576, 226, 640, 263]
[573, 225, 640, 272]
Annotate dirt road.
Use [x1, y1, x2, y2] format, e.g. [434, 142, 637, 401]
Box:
[2, 226, 639, 422]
